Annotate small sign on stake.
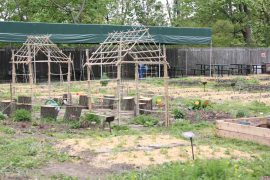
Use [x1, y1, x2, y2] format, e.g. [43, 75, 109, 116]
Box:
[182, 131, 195, 160]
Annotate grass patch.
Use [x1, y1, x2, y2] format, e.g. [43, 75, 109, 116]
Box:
[112, 156, 270, 179]
[210, 100, 270, 117]
[0, 136, 70, 174]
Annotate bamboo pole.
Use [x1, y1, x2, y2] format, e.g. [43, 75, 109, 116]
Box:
[86, 49, 92, 110]
[135, 56, 139, 116]
[48, 50, 51, 99]
[27, 45, 34, 103]
[163, 45, 169, 127]
[11, 50, 16, 100]
[117, 37, 123, 125]
[67, 54, 71, 104]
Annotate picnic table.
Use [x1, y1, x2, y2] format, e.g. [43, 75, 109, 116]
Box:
[230, 64, 250, 75]
[251, 64, 263, 74]
[169, 67, 185, 77]
[205, 64, 229, 77]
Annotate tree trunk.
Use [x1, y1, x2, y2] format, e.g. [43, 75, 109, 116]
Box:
[103, 95, 115, 109]
[79, 95, 89, 108]
[16, 103, 32, 112]
[41, 105, 59, 120]
[121, 96, 135, 111]
[139, 97, 152, 114]
[64, 105, 83, 121]
[0, 100, 16, 116]
[18, 96, 32, 104]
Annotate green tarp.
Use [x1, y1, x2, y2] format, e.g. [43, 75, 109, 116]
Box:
[0, 21, 211, 45]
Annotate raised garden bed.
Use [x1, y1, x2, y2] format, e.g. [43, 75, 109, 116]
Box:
[216, 117, 270, 146]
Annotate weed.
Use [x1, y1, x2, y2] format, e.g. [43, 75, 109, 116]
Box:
[133, 115, 159, 127]
[50, 174, 78, 180]
[12, 109, 31, 122]
[0, 112, 6, 120]
[81, 113, 101, 125]
[172, 108, 185, 119]
[113, 156, 270, 179]
[236, 110, 247, 118]
[100, 73, 109, 86]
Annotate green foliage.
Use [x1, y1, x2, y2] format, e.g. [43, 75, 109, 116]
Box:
[100, 73, 109, 87]
[51, 174, 78, 180]
[81, 113, 101, 124]
[133, 115, 159, 127]
[210, 100, 270, 117]
[12, 109, 31, 122]
[113, 155, 270, 179]
[0, 136, 67, 173]
[191, 100, 210, 110]
[112, 125, 129, 131]
[0, 125, 16, 135]
[236, 110, 248, 118]
[0, 112, 6, 120]
[172, 108, 185, 119]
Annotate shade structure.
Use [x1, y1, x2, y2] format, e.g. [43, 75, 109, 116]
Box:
[0, 21, 211, 45]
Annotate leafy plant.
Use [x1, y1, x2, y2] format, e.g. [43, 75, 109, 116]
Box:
[12, 109, 31, 122]
[81, 113, 101, 125]
[172, 109, 185, 119]
[133, 115, 159, 127]
[79, 113, 101, 128]
[100, 73, 109, 86]
[191, 100, 210, 110]
[0, 112, 5, 120]
[236, 110, 247, 118]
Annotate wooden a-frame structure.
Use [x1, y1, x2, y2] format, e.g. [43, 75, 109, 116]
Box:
[11, 35, 73, 103]
[84, 27, 170, 126]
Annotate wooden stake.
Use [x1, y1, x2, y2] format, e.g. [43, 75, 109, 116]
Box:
[163, 45, 169, 127]
[67, 54, 71, 104]
[117, 39, 122, 125]
[27, 45, 34, 104]
[48, 50, 51, 99]
[135, 56, 139, 116]
[11, 50, 16, 100]
[86, 49, 92, 110]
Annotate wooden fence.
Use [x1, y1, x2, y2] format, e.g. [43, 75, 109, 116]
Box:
[1, 47, 270, 82]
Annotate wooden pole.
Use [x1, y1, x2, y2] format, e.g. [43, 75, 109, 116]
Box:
[163, 45, 169, 126]
[135, 56, 139, 116]
[117, 37, 122, 125]
[117, 63, 121, 124]
[86, 49, 92, 110]
[67, 54, 71, 104]
[27, 45, 34, 103]
[11, 50, 16, 100]
[48, 50, 51, 99]
[210, 41, 213, 77]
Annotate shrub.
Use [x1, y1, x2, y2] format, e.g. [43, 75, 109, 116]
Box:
[81, 113, 101, 124]
[79, 113, 101, 128]
[13, 109, 31, 122]
[133, 115, 159, 127]
[191, 100, 210, 110]
[0, 112, 6, 120]
[172, 109, 185, 119]
[236, 110, 247, 118]
[100, 73, 109, 86]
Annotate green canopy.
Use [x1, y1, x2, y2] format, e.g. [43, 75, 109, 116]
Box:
[0, 21, 211, 45]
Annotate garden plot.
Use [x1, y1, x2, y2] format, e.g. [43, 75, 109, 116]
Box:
[217, 117, 270, 146]
[55, 134, 251, 169]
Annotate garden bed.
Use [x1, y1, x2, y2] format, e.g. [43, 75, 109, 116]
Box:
[216, 117, 270, 146]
